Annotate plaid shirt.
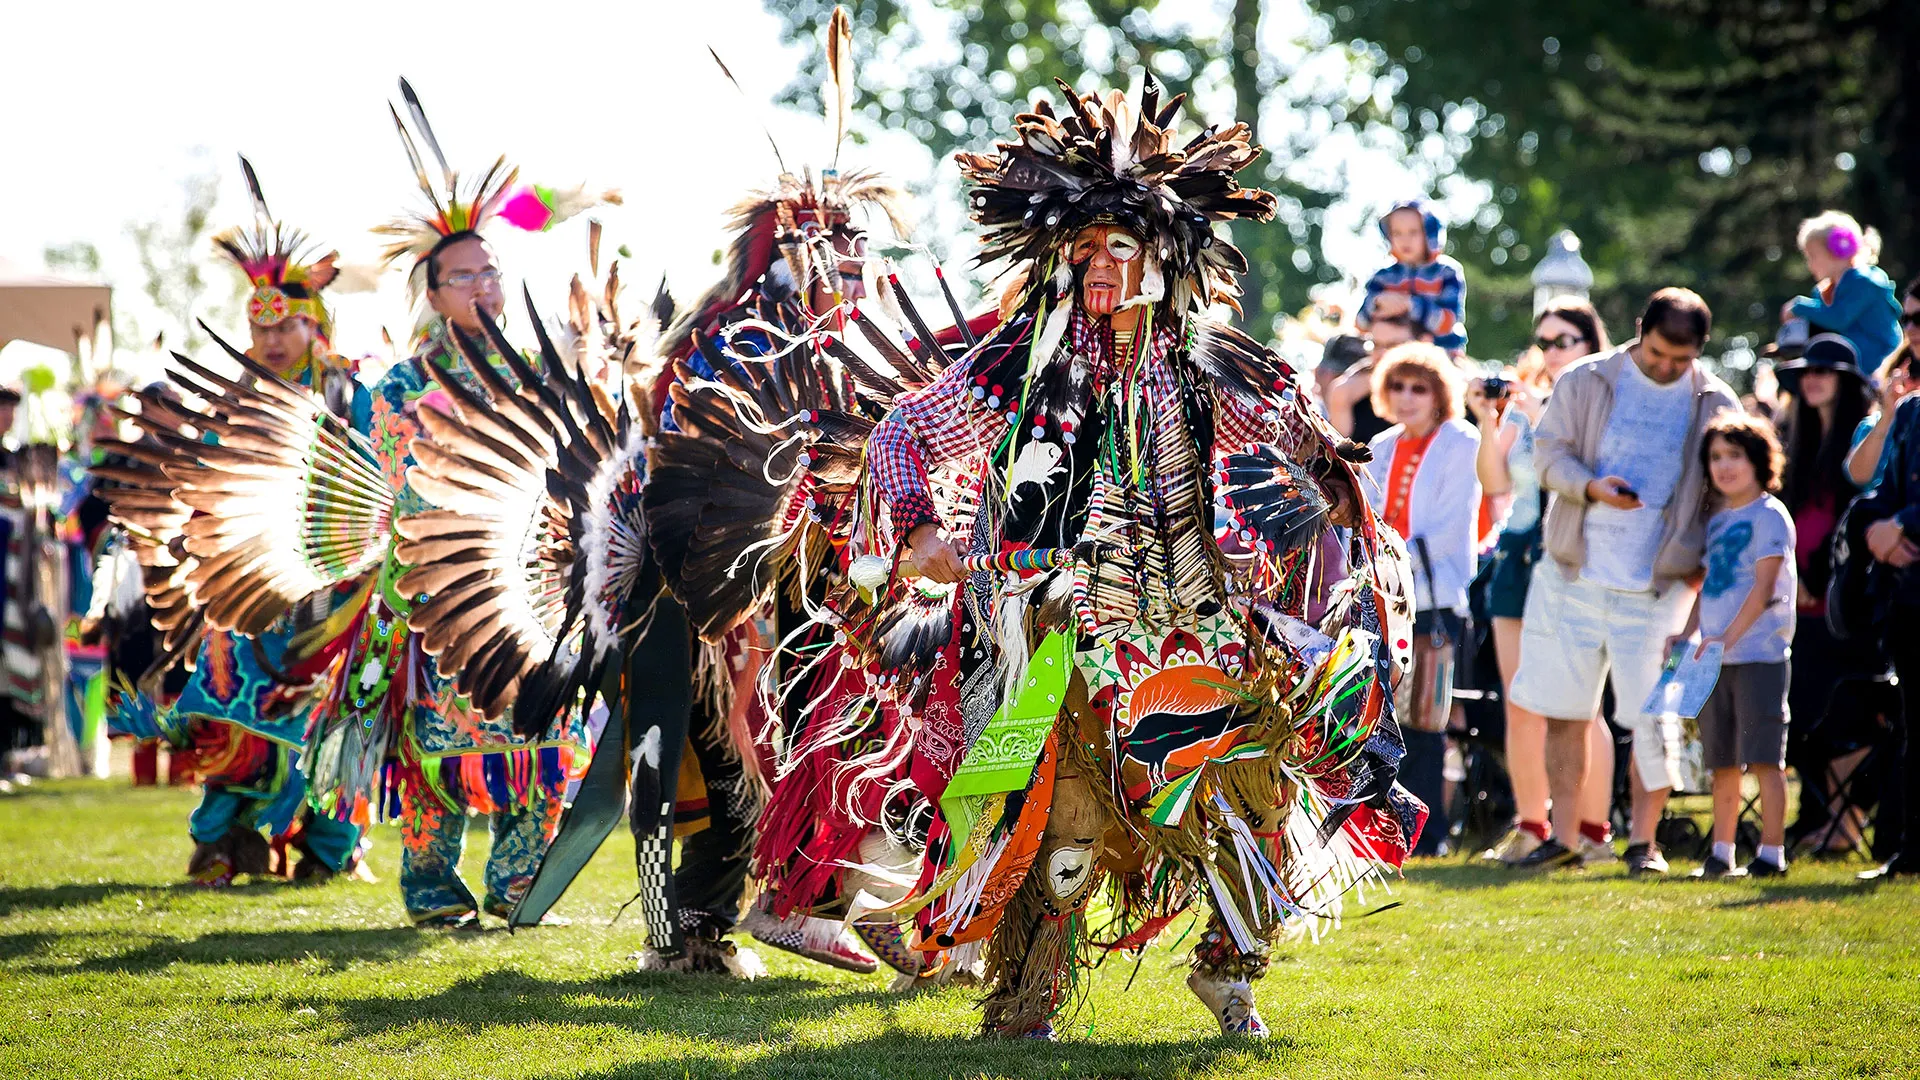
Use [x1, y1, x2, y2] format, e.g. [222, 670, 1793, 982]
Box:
[868, 305, 1277, 534]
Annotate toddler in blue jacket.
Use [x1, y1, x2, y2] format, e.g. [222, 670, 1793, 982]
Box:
[1358, 199, 1467, 356]
[1788, 210, 1900, 366]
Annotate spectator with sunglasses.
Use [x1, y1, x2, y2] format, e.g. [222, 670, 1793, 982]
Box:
[1846, 277, 1920, 488]
[1783, 211, 1901, 374]
[1848, 336, 1920, 881]
[1364, 342, 1481, 854]
[1469, 297, 1620, 867]
[1508, 288, 1740, 875]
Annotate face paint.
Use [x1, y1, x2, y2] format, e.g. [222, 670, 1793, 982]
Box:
[1068, 224, 1145, 316]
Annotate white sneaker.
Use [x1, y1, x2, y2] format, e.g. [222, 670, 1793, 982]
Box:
[1478, 827, 1543, 865]
[1577, 836, 1619, 866]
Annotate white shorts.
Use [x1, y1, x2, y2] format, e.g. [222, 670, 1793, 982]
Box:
[1508, 564, 1693, 792]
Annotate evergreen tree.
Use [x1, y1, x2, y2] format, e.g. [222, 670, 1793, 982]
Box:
[1315, 0, 1918, 362]
[761, 0, 1387, 340]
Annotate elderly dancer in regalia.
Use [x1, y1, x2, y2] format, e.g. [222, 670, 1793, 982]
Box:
[727, 74, 1425, 1039]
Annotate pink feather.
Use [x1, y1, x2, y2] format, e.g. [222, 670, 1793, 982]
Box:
[499, 186, 554, 232]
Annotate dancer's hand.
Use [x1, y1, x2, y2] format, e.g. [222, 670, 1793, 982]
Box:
[906, 523, 967, 583]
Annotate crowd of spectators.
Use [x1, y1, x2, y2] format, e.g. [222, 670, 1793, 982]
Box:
[1307, 203, 1920, 880]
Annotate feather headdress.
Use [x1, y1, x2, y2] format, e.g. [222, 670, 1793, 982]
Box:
[665, 8, 905, 362]
[372, 77, 619, 307]
[213, 156, 340, 338]
[660, 169, 907, 363]
[955, 73, 1277, 312]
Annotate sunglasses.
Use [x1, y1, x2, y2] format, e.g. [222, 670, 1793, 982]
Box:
[1900, 312, 1920, 328]
[1386, 380, 1433, 396]
[1066, 230, 1144, 264]
[1535, 332, 1584, 350]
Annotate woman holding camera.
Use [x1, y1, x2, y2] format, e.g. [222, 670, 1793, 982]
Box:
[1472, 297, 1616, 866]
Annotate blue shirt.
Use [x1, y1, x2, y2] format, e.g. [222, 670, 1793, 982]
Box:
[1791, 265, 1901, 369]
[1699, 494, 1797, 664]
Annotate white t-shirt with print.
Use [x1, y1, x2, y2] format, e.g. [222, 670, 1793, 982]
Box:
[1580, 353, 1694, 592]
[1699, 494, 1797, 665]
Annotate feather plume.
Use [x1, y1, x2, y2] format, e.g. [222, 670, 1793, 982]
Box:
[825, 6, 854, 167]
[143, 331, 395, 638]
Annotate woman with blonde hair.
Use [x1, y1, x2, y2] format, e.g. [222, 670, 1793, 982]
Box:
[1785, 210, 1900, 372]
[1365, 342, 1481, 854]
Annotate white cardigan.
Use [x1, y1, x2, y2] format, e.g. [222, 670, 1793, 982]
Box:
[1365, 418, 1482, 614]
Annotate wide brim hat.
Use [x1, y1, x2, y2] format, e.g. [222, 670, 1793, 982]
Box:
[1774, 332, 1869, 395]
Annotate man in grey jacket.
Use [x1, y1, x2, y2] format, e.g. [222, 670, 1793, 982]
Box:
[1510, 288, 1741, 875]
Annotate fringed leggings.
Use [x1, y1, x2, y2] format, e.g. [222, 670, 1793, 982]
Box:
[981, 770, 1107, 1037]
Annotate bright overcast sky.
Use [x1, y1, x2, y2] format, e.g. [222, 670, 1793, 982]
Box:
[1, 0, 1438, 375]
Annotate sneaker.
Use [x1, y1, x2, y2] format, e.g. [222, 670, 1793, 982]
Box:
[1858, 854, 1920, 881]
[1479, 827, 1543, 865]
[1743, 857, 1787, 878]
[1576, 836, 1619, 866]
[1624, 842, 1668, 878]
[1513, 838, 1580, 870]
[1688, 855, 1747, 880]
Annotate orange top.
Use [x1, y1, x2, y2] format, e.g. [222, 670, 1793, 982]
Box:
[1383, 426, 1439, 539]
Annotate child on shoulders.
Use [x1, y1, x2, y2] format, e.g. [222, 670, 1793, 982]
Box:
[1787, 210, 1900, 368]
[1358, 199, 1467, 357]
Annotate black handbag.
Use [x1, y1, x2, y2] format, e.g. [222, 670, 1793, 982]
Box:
[1826, 492, 1895, 642]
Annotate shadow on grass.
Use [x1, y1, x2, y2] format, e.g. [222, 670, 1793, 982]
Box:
[16, 926, 436, 974]
[0, 881, 177, 917]
[1400, 860, 1544, 891]
[1715, 881, 1879, 908]
[560, 1035, 1281, 1080]
[303, 968, 1282, 1080]
[0, 931, 57, 962]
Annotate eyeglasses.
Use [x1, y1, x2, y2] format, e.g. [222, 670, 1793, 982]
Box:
[1386, 380, 1433, 396]
[1535, 332, 1584, 350]
[1900, 311, 1920, 328]
[441, 268, 503, 290]
[1066, 230, 1144, 264]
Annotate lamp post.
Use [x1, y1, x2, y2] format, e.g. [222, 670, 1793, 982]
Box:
[1531, 229, 1593, 314]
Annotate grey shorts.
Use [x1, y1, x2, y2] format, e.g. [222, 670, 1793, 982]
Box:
[1697, 661, 1791, 770]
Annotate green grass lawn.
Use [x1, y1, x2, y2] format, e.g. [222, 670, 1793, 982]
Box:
[2, 778, 1917, 1080]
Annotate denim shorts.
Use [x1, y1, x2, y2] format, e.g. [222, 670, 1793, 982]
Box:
[1485, 526, 1541, 621]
